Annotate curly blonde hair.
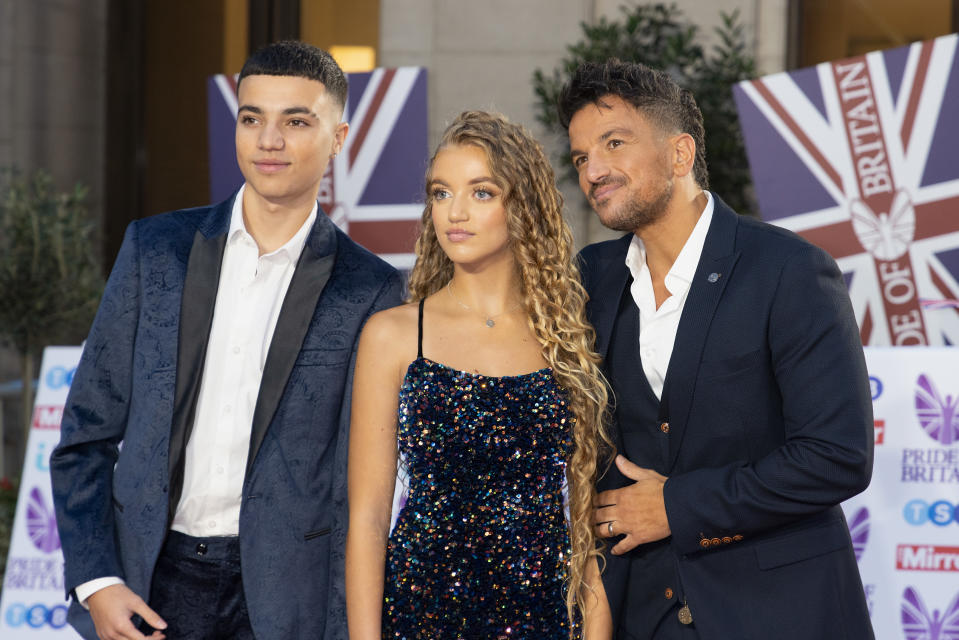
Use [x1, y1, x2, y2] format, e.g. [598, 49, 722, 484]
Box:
[407, 110, 611, 631]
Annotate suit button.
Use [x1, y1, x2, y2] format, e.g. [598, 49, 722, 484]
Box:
[699, 538, 710, 549]
[710, 538, 721, 546]
[660, 422, 670, 433]
[196, 543, 208, 556]
[722, 536, 732, 544]
[733, 534, 744, 542]
[664, 587, 674, 599]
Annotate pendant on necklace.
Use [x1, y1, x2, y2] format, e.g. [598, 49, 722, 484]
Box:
[485, 318, 495, 328]
[678, 602, 693, 625]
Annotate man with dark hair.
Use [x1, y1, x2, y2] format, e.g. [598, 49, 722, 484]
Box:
[562, 59, 875, 639]
[240, 39, 348, 108]
[51, 41, 403, 640]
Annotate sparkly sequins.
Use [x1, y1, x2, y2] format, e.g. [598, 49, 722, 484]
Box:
[383, 357, 575, 639]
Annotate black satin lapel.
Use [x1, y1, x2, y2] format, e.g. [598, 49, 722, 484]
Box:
[246, 239, 337, 475]
[663, 251, 740, 471]
[169, 230, 227, 517]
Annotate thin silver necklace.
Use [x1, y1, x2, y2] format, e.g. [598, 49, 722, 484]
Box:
[446, 281, 521, 328]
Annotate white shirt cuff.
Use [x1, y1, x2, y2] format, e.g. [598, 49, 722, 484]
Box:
[74, 576, 126, 609]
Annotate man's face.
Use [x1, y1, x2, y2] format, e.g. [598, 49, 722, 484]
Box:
[235, 74, 348, 208]
[568, 95, 674, 233]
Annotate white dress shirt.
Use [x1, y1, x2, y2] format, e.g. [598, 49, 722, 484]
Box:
[625, 192, 714, 399]
[75, 185, 317, 605]
[172, 185, 315, 536]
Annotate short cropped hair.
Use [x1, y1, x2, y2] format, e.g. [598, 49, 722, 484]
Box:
[558, 59, 709, 190]
[239, 40, 348, 110]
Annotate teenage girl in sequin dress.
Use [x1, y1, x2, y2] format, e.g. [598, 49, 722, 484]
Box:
[346, 111, 612, 639]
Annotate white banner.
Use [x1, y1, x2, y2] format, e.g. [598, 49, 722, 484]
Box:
[843, 347, 959, 638]
[2, 345, 955, 637]
[0, 347, 82, 638]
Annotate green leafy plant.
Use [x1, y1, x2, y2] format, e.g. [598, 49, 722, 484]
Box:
[533, 2, 758, 215]
[0, 169, 103, 447]
[0, 476, 17, 592]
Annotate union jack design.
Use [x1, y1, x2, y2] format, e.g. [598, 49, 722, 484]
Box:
[734, 34, 959, 345]
[207, 68, 428, 269]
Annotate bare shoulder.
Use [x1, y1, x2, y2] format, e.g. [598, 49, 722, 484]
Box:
[358, 301, 420, 368]
[363, 302, 418, 341]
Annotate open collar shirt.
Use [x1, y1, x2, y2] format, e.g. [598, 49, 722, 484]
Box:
[171, 183, 317, 536]
[625, 191, 714, 399]
[77, 185, 318, 604]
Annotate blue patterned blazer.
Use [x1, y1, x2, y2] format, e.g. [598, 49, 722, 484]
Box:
[50, 192, 403, 639]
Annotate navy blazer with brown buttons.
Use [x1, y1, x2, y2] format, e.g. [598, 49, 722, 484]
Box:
[581, 194, 876, 639]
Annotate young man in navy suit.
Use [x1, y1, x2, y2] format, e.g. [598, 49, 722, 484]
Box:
[51, 41, 403, 640]
[561, 60, 875, 639]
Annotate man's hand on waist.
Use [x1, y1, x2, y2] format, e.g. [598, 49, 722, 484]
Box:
[594, 455, 670, 554]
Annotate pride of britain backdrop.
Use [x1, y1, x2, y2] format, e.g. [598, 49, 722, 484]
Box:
[734, 33, 959, 347]
[735, 34, 959, 638]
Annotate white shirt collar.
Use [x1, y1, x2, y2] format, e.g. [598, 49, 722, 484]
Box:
[625, 191, 714, 296]
[227, 183, 318, 262]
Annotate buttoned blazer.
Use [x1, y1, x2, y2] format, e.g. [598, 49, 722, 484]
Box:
[580, 194, 875, 639]
[50, 192, 403, 640]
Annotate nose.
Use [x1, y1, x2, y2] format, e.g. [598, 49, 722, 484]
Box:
[258, 122, 284, 150]
[448, 194, 469, 222]
[583, 153, 610, 185]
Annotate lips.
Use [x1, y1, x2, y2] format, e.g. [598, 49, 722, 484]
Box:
[253, 160, 290, 174]
[445, 229, 474, 242]
[590, 181, 622, 203]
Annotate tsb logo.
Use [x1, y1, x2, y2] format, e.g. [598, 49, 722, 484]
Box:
[904, 499, 959, 526]
[44, 366, 76, 390]
[3, 602, 68, 629]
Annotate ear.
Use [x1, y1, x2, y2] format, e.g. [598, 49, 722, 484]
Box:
[331, 121, 349, 157]
[671, 133, 696, 179]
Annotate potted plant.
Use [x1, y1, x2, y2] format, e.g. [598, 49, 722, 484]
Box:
[0, 475, 17, 591]
[0, 169, 103, 459]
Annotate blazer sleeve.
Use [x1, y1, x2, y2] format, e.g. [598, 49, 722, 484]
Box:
[663, 243, 874, 555]
[323, 268, 404, 640]
[50, 220, 141, 595]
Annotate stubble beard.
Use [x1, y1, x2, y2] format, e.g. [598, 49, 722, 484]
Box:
[594, 177, 674, 233]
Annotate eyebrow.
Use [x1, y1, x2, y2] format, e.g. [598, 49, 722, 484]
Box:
[570, 127, 634, 158]
[601, 127, 633, 140]
[237, 105, 319, 119]
[428, 176, 497, 187]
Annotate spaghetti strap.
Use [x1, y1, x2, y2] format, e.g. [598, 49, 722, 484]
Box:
[417, 298, 424, 359]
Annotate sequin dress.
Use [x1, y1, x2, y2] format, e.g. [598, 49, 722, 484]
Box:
[383, 300, 575, 639]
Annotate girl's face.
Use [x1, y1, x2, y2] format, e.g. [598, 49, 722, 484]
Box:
[429, 144, 512, 271]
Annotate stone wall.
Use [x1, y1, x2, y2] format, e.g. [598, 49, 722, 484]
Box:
[378, 0, 789, 247]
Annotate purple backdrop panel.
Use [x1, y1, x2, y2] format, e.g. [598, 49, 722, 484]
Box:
[207, 75, 244, 202]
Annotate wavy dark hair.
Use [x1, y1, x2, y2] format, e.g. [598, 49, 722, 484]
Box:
[558, 58, 709, 189]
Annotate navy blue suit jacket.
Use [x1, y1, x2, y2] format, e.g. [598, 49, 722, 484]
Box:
[50, 193, 403, 639]
[580, 195, 875, 639]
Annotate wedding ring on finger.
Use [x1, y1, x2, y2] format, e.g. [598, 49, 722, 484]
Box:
[607, 521, 614, 536]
